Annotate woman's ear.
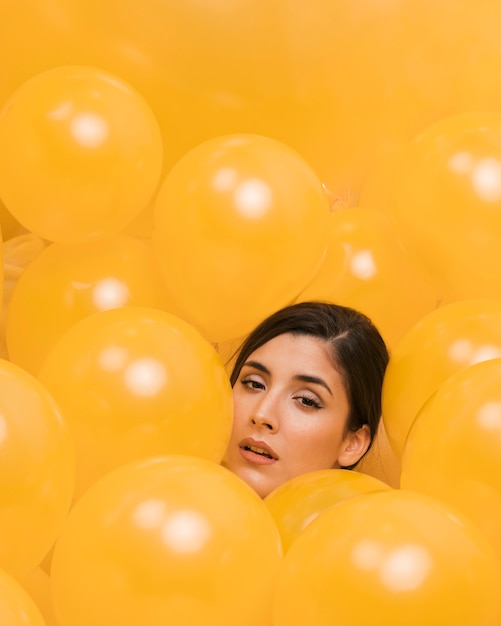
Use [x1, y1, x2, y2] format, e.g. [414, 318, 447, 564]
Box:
[336, 424, 371, 468]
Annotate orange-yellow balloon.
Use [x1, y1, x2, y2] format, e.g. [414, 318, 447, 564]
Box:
[0, 226, 3, 309]
[0, 198, 23, 242]
[273, 490, 501, 626]
[401, 358, 501, 561]
[0, 567, 46, 626]
[296, 207, 442, 349]
[37, 307, 233, 499]
[19, 568, 57, 626]
[356, 420, 402, 488]
[393, 112, 501, 301]
[152, 133, 331, 342]
[382, 298, 501, 458]
[265, 469, 391, 552]
[0, 359, 74, 577]
[51, 455, 282, 626]
[6, 233, 180, 375]
[6, 1, 501, 201]
[0, 65, 163, 243]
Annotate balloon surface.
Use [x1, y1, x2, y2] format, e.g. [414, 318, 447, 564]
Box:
[265, 469, 391, 552]
[0, 567, 46, 626]
[152, 133, 331, 342]
[0, 359, 74, 576]
[37, 307, 233, 499]
[382, 298, 501, 458]
[273, 490, 501, 626]
[393, 112, 501, 301]
[401, 358, 501, 561]
[356, 420, 402, 488]
[0, 198, 23, 242]
[50, 456, 282, 626]
[5, 1, 501, 201]
[6, 233, 178, 375]
[296, 207, 441, 349]
[0, 65, 163, 242]
[19, 568, 57, 626]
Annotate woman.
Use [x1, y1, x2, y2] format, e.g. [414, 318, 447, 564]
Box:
[221, 301, 389, 498]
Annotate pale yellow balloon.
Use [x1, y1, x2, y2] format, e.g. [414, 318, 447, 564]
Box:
[37, 307, 233, 499]
[51, 456, 282, 626]
[152, 133, 331, 342]
[6, 233, 179, 375]
[0, 568, 47, 626]
[265, 469, 391, 552]
[19, 568, 57, 626]
[0, 359, 74, 577]
[273, 490, 501, 626]
[401, 358, 501, 562]
[0, 65, 163, 242]
[382, 298, 501, 458]
[296, 207, 442, 350]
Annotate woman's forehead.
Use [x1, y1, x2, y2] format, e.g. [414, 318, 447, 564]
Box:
[247, 333, 335, 370]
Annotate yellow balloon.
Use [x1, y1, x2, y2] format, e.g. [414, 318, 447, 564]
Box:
[152, 133, 331, 342]
[19, 568, 57, 626]
[6, 1, 501, 198]
[0, 65, 163, 242]
[401, 358, 501, 561]
[356, 420, 402, 488]
[273, 490, 501, 626]
[1, 233, 47, 361]
[393, 112, 501, 301]
[296, 207, 442, 350]
[0, 567, 46, 626]
[0, 198, 23, 242]
[0, 359, 74, 577]
[51, 456, 282, 626]
[6, 2, 501, 204]
[37, 307, 233, 499]
[0, 0, 404, 199]
[265, 469, 391, 552]
[382, 298, 501, 458]
[6, 233, 180, 375]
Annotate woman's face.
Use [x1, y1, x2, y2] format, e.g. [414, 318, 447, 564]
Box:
[222, 332, 368, 498]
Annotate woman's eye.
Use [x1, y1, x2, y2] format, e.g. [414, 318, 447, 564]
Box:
[241, 378, 265, 390]
[296, 395, 322, 409]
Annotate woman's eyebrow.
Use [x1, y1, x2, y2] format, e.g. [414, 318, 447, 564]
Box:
[242, 360, 270, 375]
[294, 374, 333, 395]
[242, 361, 333, 395]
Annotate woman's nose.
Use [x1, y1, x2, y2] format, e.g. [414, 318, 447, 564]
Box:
[250, 396, 279, 432]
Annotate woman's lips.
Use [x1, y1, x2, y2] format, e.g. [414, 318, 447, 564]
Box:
[239, 438, 278, 465]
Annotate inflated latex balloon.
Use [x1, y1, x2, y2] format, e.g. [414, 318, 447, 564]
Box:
[273, 490, 501, 626]
[356, 420, 402, 489]
[0, 65, 163, 242]
[152, 133, 331, 342]
[265, 469, 391, 552]
[0, 198, 23, 242]
[0, 233, 47, 360]
[393, 112, 501, 301]
[6, 1, 501, 201]
[0, 359, 74, 577]
[0, 567, 46, 626]
[295, 207, 441, 349]
[51, 456, 282, 626]
[382, 298, 501, 458]
[358, 149, 402, 217]
[37, 307, 233, 499]
[19, 568, 57, 626]
[6, 233, 179, 375]
[0, 228, 3, 310]
[401, 358, 501, 561]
